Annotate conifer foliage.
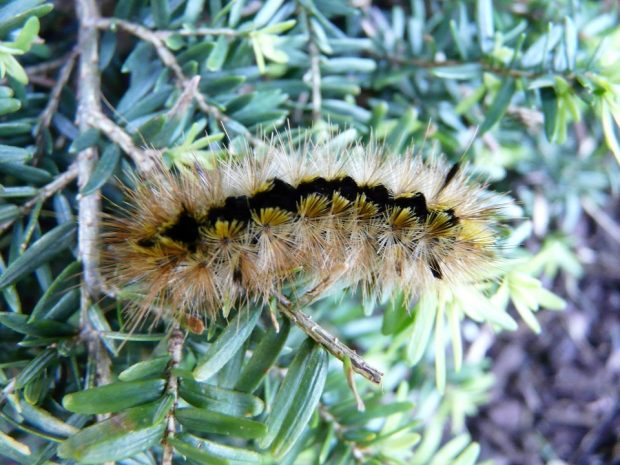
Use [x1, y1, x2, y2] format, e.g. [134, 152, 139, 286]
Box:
[0, 1, 618, 464]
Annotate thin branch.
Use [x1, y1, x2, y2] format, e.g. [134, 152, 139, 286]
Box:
[307, 40, 322, 122]
[582, 198, 620, 244]
[77, 144, 101, 296]
[95, 18, 186, 82]
[94, 17, 263, 147]
[88, 329, 112, 422]
[33, 50, 79, 165]
[95, 17, 244, 39]
[76, 0, 102, 297]
[0, 162, 79, 235]
[360, 12, 577, 82]
[162, 326, 184, 465]
[300, 6, 322, 122]
[25, 52, 75, 76]
[157, 27, 242, 39]
[75, 6, 113, 457]
[384, 54, 543, 78]
[25, 75, 56, 88]
[368, 47, 585, 83]
[167, 75, 201, 119]
[87, 110, 159, 173]
[275, 294, 383, 385]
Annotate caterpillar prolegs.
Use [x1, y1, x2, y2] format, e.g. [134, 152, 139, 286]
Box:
[102, 137, 505, 326]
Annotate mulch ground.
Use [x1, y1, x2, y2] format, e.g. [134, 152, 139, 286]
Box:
[469, 202, 620, 465]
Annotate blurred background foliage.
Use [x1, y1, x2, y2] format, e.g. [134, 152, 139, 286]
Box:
[0, 0, 619, 464]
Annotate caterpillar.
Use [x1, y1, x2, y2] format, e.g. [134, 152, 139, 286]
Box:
[102, 136, 505, 325]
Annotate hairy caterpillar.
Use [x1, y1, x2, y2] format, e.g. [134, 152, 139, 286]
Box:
[102, 136, 505, 325]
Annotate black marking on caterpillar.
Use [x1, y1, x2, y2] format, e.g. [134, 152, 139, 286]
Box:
[158, 176, 432, 250]
[161, 209, 201, 252]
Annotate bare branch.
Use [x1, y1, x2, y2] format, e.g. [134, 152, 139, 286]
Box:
[75, 6, 113, 452]
[87, 111, 159, 173]
[300, 7, 322, 122]
[34, 50, 78, 165]
[76, 0, 102, 297]
[167, 75, 201, 119]
[582, 198, 620, 244]
[162, 326, 184, 465]
[0, 162, 79, 235]
[157, 27, 241, 38]
[94, 17, 263, 147]
[25, 52, 75, 76]
[276, 294, 383, 385]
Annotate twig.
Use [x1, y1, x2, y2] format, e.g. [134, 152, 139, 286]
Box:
[582, 198, 620, 244]
[275, 294, 383, 384]
[87, 326, 112, 419]
[157, 27, 242, 39]
[167, 75, 200, 119]
[95, 18, 243, 39]
[94, 17, 263, 147]
[87, 110, 159, 173]
[298, 4, 322, 122]
[75, 8, 113, 463]
[307, 40, 322, 122]
[0, 162, 79, 235]
[25, 53, 75, 76]
[360, 12, 576, 82]
[162, 326, 184, 465]
[95, 18, 186, 83]
[77, 144, 101, 296]
[385, 54, 544, 79]
[76, 0, 102, 297]
[26, 75, 56, 88]
[370, 46, 584, 83]
[33, 50, 78, 165]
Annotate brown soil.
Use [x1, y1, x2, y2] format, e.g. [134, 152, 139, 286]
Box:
[469, 202, 620, 465]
